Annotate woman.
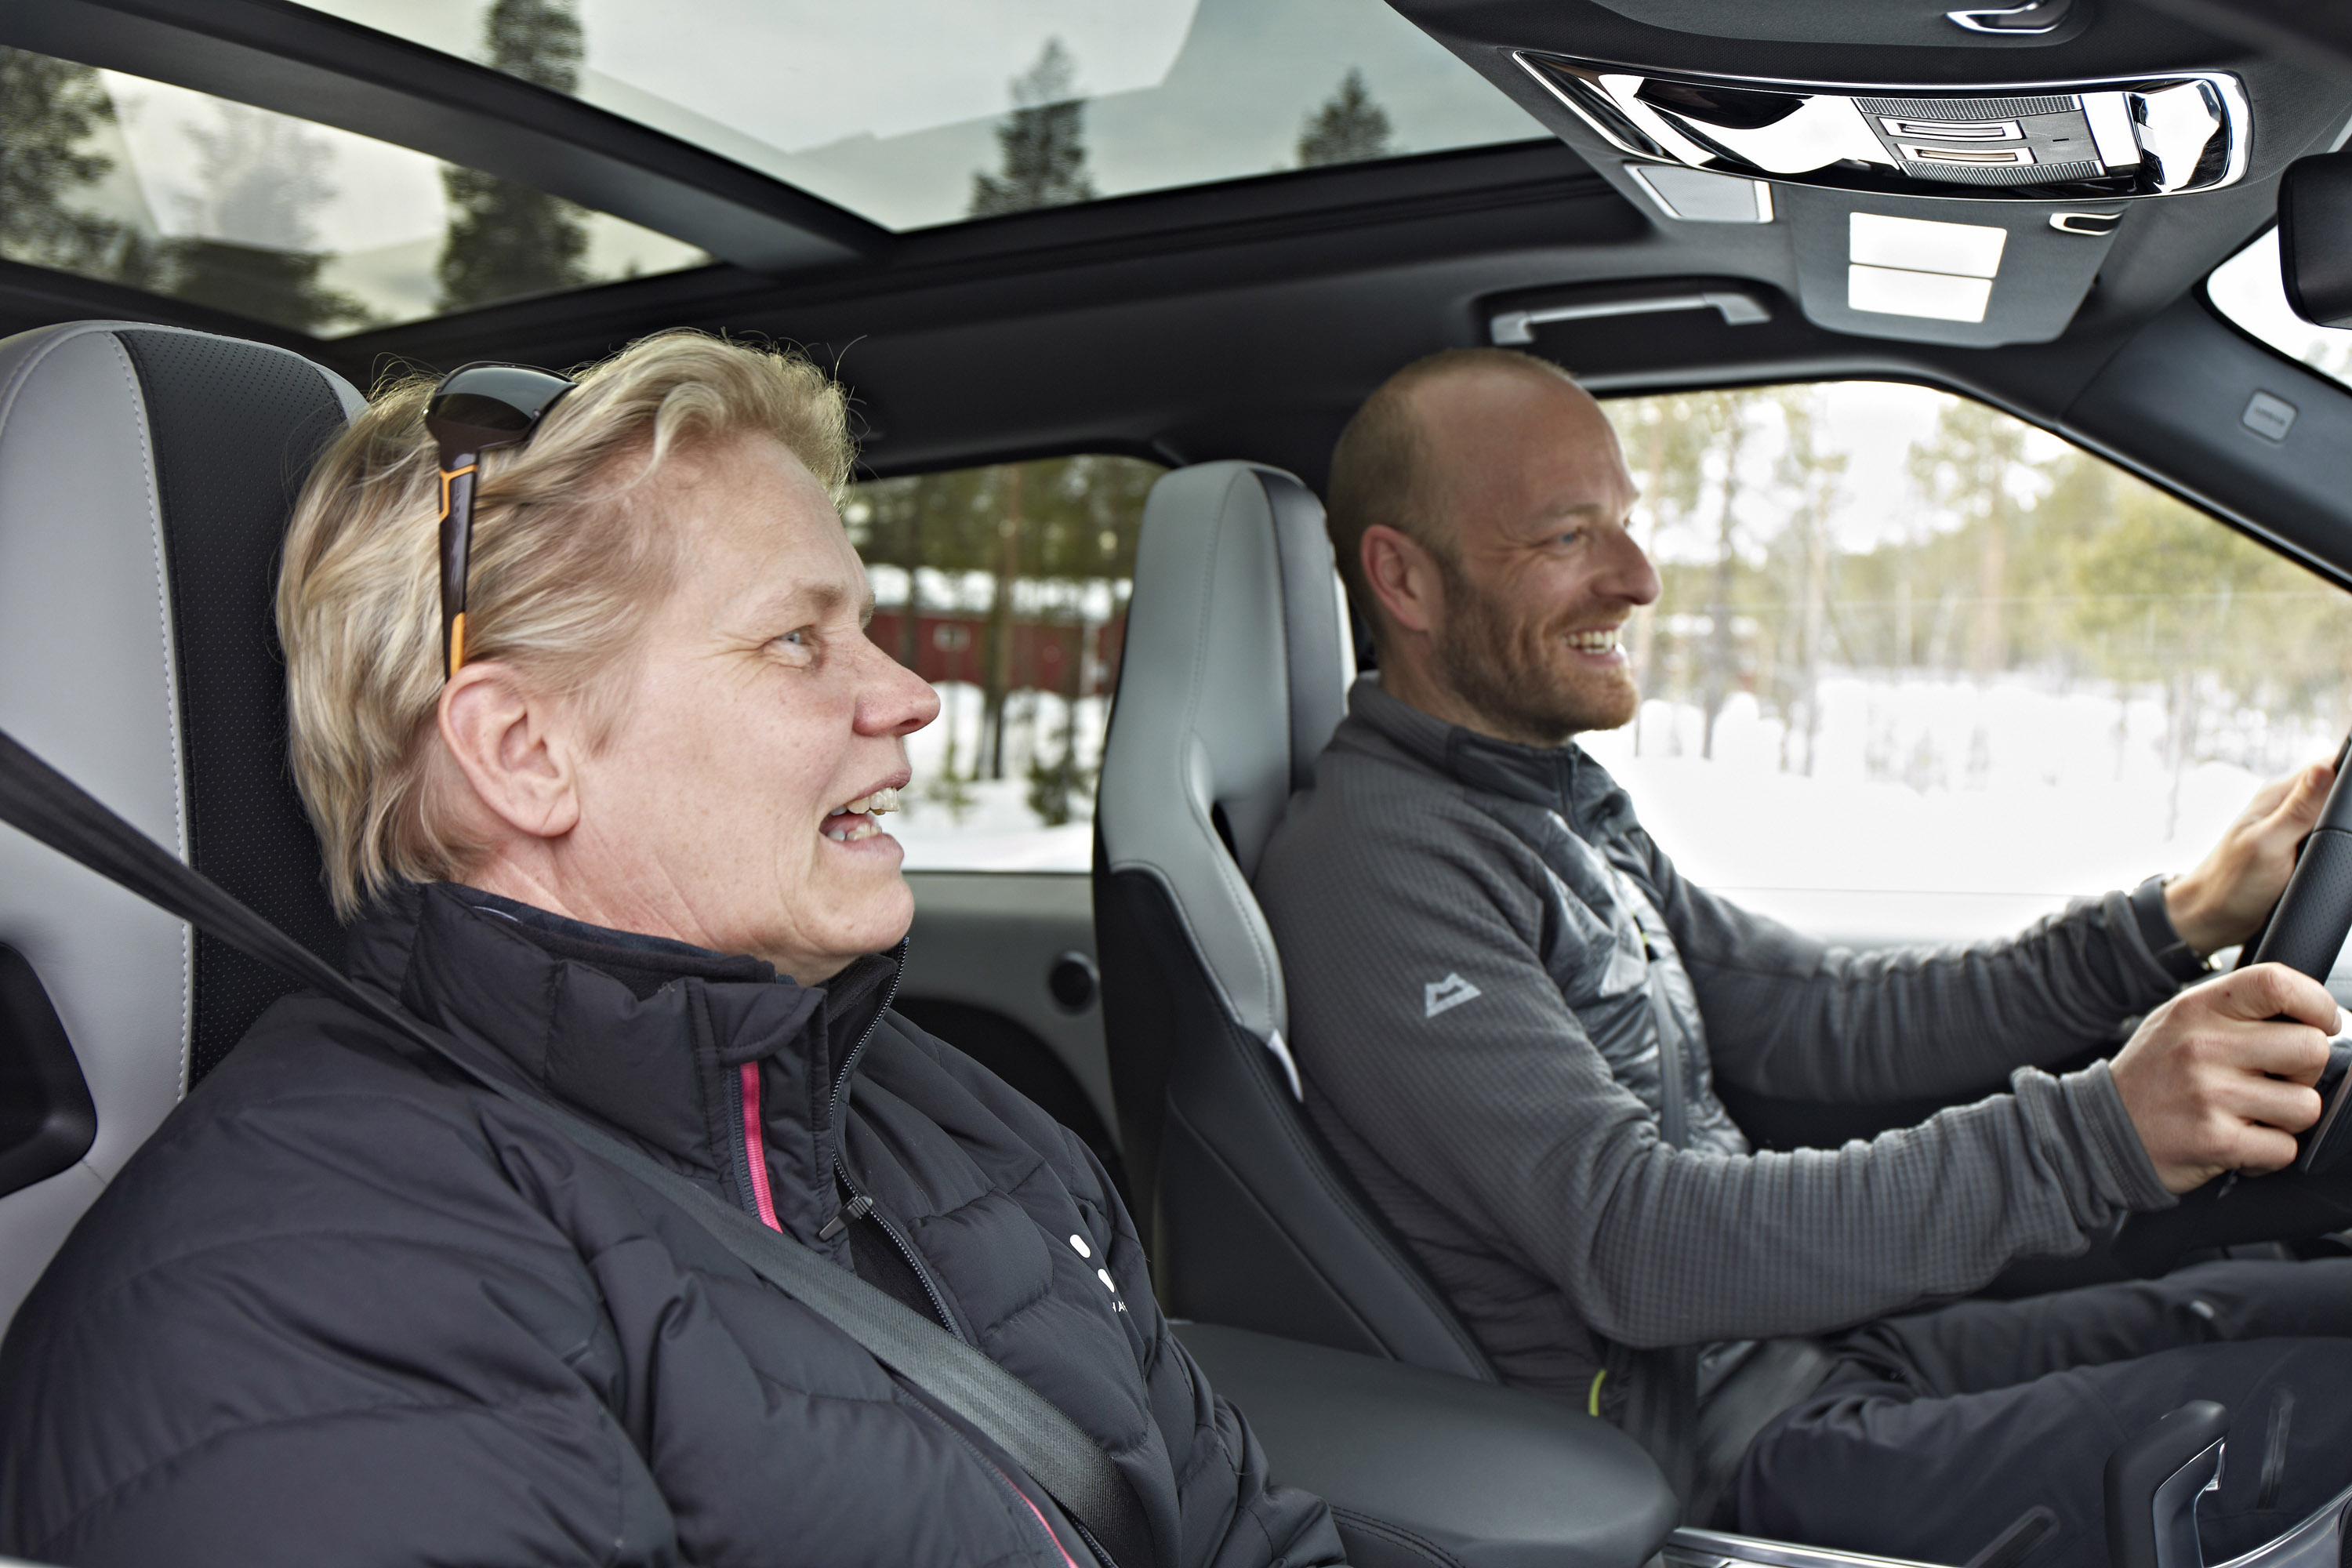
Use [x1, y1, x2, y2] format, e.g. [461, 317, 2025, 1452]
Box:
[0, 330, 1344, 1568]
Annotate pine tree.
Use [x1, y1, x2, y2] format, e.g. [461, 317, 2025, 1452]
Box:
[437, 0, 590, 311]
[176, 102, 373, 333]
[969, 40, 1095, 217]
[1297, 68, 1395, 167]
[0, 49, 130, 274]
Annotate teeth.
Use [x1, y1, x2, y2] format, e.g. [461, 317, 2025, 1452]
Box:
[1568, 629, 1621, 652]
[823, 786, 902, 841]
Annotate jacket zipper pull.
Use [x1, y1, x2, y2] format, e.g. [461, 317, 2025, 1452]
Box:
[817, 1192, 872, 1242]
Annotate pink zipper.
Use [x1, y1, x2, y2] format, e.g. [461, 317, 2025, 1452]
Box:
[996, 1465, 1082, 1568]
[738, 1062, 781, 1232]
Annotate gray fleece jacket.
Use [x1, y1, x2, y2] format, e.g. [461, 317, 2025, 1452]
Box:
[1254, 677, 2184, 1414]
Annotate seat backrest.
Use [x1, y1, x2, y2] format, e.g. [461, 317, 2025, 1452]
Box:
[1094, 461, 1494, 1381]
[0, 322, 360, 1332]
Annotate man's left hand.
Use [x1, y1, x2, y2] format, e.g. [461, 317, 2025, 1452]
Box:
[2165, 756, 2339, 958]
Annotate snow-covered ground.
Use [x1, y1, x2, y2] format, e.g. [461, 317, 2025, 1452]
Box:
[889, 682, 1102, 872]
[887, 670, 2345, 957]
[1584, 675, 2329, 949]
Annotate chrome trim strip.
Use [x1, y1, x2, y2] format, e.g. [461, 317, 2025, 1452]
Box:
[1663, 1527, 1946, 1568]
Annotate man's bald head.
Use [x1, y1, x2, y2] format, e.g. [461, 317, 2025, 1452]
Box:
[1327, 348, 1609, 630]
[1324, 346, 1657, 746]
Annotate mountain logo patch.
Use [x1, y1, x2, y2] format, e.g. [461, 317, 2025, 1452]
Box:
[1424, 973, 1481, 1018]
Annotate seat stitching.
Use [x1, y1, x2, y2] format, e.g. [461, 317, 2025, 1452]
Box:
[1192, 471, 1288, 1033]
[103, 329, 194, 1101]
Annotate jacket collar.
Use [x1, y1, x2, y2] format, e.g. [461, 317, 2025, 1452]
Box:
[346, 882, 901, 1240]
[1339, 674, 1639, 843]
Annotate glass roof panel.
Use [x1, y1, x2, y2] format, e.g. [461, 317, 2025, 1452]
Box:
[0, 46, 710, 338]
[294, 0, 1549, 232]
[2206, 229, 2352, 392]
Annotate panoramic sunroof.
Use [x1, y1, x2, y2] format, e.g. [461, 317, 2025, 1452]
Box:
[0, 46, 710, 338]
[293, 0, 1548, 232]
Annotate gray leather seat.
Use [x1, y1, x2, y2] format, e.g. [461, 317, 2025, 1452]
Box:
[0, 321, 360, 1332]
[1093, 460, 1495, 1378]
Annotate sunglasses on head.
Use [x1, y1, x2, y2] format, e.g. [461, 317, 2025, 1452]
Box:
[423, 362, 577, 680]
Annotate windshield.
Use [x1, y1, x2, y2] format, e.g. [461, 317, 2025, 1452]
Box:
[290, 0, 1548, 232]
[2205, 227, 2352, 390]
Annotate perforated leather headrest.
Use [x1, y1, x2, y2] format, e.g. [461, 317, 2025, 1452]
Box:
[1096, 462, 1352, 1047]
[0, 321, 360, 1325]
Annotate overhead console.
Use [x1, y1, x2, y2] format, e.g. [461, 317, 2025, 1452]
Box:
[1388, 0, 2352, 350]
[1518, 57, 2249, 201]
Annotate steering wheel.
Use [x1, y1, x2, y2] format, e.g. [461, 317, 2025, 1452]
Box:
[2105, 732, 2352, 1275]
[2239, 730, 2352, 1174]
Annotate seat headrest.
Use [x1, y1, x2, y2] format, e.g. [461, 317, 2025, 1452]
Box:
[0, 321, 360, 1219]
[1096, 462, 1352, 1046]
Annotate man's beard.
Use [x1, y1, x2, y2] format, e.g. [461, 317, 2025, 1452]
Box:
[1432, 554, 1639, 747]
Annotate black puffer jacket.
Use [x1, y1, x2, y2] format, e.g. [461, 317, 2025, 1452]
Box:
[0, 883, 1344, 1568]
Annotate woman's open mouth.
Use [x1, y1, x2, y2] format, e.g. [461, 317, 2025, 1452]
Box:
[822, 786, 902, 843]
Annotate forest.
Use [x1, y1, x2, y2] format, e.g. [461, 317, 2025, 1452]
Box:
[1613, 385, 2352, 810]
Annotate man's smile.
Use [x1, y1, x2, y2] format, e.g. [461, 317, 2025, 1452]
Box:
[1565, 624, 1628, 662]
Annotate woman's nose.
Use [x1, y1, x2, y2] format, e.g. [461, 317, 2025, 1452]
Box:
[861, 642, 940, 736]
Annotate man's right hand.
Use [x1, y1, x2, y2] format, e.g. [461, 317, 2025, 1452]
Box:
[2110, 963, 2338, 1194]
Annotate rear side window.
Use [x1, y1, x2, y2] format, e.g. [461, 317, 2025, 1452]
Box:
[1595, 382, 2352, 949]
[844, 456, 1162, 872]
[2206, 230, 2352, 392]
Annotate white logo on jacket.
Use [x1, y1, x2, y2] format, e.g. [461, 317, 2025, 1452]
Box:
[1424, 973, 1481, 1018]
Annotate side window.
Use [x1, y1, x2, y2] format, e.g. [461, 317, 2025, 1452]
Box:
[1596, 383, 2352, 945]
[842, 456, 1162, 871]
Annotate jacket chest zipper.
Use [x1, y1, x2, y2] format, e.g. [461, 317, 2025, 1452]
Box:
[820, 1156, 965, 1342]
[1640, 938, 1689, 1152]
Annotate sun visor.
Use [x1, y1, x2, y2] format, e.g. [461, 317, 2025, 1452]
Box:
[1780, 187, 2121, 345]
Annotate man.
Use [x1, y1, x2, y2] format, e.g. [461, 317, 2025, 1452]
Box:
[1254, 347, 2352, 1566]
[0, 332, 1341, 1568]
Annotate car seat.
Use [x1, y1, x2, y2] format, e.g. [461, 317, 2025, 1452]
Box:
[0, 321, 360, 1333]
[1092, 460, 1496, 1378]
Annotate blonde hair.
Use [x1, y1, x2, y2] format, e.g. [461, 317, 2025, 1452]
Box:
[1326, 347, 1576, 631]
[278, 329, 855, 918]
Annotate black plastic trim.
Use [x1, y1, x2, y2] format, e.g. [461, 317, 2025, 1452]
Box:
[0, 943, 97, 1199]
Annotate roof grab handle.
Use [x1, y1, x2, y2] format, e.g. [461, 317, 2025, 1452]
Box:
[1947, 0, 2072, 34]
[1490, 290, 1770, 345]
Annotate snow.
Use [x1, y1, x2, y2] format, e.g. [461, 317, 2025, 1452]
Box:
[889, 669, 2344, 960]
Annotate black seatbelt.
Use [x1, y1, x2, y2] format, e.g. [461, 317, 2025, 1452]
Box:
[0, 726, 1156, 1568]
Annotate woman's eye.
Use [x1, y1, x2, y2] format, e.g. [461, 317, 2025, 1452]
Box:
[772, 629, 816, 662]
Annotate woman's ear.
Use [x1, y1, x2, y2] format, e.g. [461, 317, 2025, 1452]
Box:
[437, 662, 583, 842]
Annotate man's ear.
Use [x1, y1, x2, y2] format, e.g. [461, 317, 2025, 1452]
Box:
[1360, 524, 1446, 641]
[438, 662, 583, 842]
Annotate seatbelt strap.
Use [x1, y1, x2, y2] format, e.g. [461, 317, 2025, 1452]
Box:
[0, 725, 1157, 1568]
